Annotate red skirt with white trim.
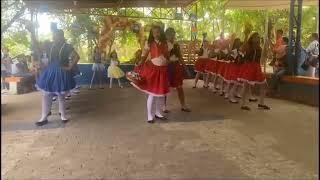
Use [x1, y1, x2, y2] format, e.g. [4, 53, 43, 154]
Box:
[130, 61, 170, 96]
[217, 61, 227, 77]
[168, 61, 184, 88]
[205, 59, 216, 74]
[237, 61, 266, 85]
[194, 58, 209, 73]
[224, 62, 241, 83]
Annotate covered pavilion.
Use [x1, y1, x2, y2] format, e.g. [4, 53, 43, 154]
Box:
[2, 0, 319, 179]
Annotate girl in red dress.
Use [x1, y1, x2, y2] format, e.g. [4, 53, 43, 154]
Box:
[223, 38, 244, 103]
[204, 40, 219, 89]
[162, 28, 191, 113]
[237, 32, 270, 110]
[193, 40, 211, 88]
[130, 25, 170, 123]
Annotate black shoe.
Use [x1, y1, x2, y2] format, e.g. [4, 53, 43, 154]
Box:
[35, 119, 48, 126]
[203, 85, 209, 88]
[181, 108, 191, 112]
[147, 120, 155, 124]
[241, 106, 251, 111]
[155, 115, 167, 120]
[235, 95, 241, 99]
[192, 86, 196, 89]
[47, 111, 52, 116]
[219, 92, 224, 96]
[258, 104, 271, 110]
[249, 98, 258, 102]
[163, 109, 170, 113]
[61, 119, 69, 124]
[66, 107, 70, 110]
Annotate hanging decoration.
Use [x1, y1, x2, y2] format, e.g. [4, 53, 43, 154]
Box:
[98, 16, 145, 52]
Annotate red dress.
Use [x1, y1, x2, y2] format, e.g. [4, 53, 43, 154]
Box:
[194, 57, 209, 73]
[205, 58, 217, 74]
[131, 42, 170, 96]
[237, 48, 266, 85]
[224, 61, 240, 83]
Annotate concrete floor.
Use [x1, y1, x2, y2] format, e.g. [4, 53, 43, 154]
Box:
[1, 80, 319, 180]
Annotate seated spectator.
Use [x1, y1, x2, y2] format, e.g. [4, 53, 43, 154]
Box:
[269, 36, 289, 96]
[304, 33, 319, 77]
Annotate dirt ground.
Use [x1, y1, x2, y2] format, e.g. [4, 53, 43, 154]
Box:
[1, 80, 319, 180]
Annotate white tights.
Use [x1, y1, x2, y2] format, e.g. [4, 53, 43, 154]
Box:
[147, 95, 164, 121]
[39, 93, 67, 122]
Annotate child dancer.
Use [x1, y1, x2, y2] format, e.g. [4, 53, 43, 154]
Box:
[90, 47, 106, 89]
[193, 40, 210, 88]
[163, 27, 191, 113]
[224, 38, 244, 103]
[35, 29, 79, 126]
[204, 40, 219, 88]
[107, 50, 124, 88]
[130, 25, 169, 123]
[237, 32, 270, 110]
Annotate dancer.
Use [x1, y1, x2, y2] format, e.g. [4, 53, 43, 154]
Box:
[130, 25, 169, 123]
[162, 27, 191, 113]
[90, 47, 106, 89]
[193, 40, 211, 88]
[237, 32, 270, 110]
[35, 29, 79, 126]
[107, 50, 124, 88]
[223, 38, 244, 103]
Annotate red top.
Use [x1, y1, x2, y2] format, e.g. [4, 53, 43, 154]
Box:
[150, 42, 169, 59]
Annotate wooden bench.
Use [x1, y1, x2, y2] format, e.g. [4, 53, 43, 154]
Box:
[265, 73, 319, 86]
[281, 76, 319, 86]
[4, 76, 35, 94]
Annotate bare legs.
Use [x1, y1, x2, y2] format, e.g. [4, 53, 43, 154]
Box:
[90, 70, 105, 89]
[163, 86, 190, 112]
[109, 78, 123, 88]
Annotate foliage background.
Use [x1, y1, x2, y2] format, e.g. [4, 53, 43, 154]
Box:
[1, 0, 318, 63]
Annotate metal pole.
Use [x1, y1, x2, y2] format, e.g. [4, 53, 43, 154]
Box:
[295, 0, 302, 75]
[262, 10, 269, 73]
[287, 0, 295, 76]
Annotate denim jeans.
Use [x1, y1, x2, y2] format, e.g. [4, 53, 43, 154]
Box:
[270, 68, 287, 91]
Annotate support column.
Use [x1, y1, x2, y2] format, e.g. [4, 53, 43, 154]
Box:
[287, 0, 302, 76]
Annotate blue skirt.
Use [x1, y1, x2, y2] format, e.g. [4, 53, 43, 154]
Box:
[36, 61, 76, 94]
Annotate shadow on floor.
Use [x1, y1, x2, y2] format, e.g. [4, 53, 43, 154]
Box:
[1, 119, 67, 132]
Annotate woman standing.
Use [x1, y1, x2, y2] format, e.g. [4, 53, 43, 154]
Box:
[162, 27, 191, 113]
[35, 30, 80, 126]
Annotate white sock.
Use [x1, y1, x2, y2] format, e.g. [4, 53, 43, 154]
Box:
[58, 94, 68, 120]
[39, 93, 52, 122]
[147, 95, 154, 121]
[109, 78, 113, 88]
[155, 97, 164, 117]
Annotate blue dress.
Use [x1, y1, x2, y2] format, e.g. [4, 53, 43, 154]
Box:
[36, 42, 76, 95]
